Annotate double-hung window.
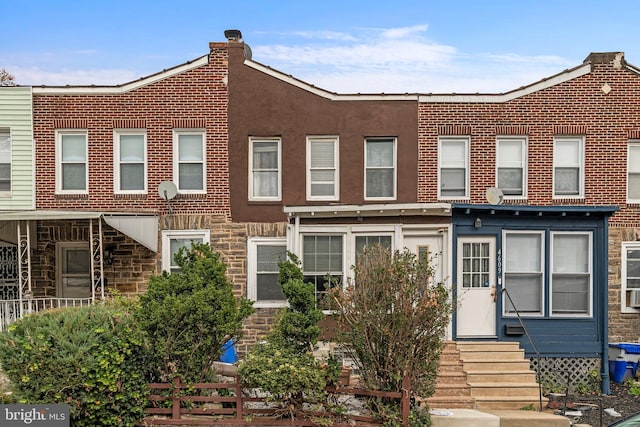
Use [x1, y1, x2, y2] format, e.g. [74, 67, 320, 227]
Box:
[551, 232, 591, 316]
[247, 237, 287, 307]
[553, 137, 584, 198]
[249, 137, 281, 201]
[503, 232, 544, 315]
[365, 137, 396, 200]
[354, 235, 392, 265]
[161, 230, 210, 273]
[628, 141, 640, 203]
[622, 242, 640, 311]
[307, 136, 339, 201]
[439, 137, 469, 199]
[56, 130, 88, 193]
[497, 137, 526, 197]
[114, 130, 147, 193]
[0, 129, 10, 192]
[302, 235, 343, 305]
[174, 130, 206, 193]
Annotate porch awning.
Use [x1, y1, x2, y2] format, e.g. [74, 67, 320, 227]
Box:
[0, 211, 159, 252]
[102, 214, 158, 252]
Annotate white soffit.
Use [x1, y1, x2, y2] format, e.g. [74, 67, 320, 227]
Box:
[103, 215, 159, 252]
[283, 203, 452, 218]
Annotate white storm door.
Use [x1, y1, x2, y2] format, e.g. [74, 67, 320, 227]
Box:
[57, 243, 92, 299]
[456, 237, 496, 337]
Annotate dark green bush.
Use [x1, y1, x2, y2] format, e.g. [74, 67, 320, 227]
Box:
[0, 298, 148, 426]
[135, 242, 254, 383]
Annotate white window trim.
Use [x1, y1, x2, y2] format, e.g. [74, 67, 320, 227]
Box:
[552, 136, 585, 200]
[621, 241, 640, 313]
[161, 229, 211, 273]
[306, 135, 339, 201]
[502, 230, 545, 318]
[113, 129, 148, 194]
[627, 140, 640, 204]
[0, 128, 11, 196]
[247, 237, 288, 308]
[549, 231, 593, 318]
[173, 129, 206, 194]
[496, 136, 528, 200]
[55, 129, 88, 194]
[364, 137, 397, 201]
[249, 137, 281, 201]
[438, 136, 470, 201]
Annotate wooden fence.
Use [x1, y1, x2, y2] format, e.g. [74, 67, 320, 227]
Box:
[140, 374, 410, 427]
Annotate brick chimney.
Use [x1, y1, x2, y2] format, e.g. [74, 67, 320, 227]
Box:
[584, 52, 625, 69]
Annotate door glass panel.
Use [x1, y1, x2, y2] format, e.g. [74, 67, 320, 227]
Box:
[461, 242, 490, 288]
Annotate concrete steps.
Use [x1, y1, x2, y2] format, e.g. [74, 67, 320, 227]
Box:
[457, 342, 546, 411]
[428, 341, 547, 411]
[430, 409, 570, 427]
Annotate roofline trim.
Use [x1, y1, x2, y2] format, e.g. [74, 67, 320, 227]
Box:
[419, 63, 592, 103]
[32, 55, 209, 95]
[244, 59, 419, 101]
[283, 203, 452, 218]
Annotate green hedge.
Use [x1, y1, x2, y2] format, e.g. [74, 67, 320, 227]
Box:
[0, 299, 149, 426]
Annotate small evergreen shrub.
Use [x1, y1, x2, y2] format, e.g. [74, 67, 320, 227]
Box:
[135, 242, 254, 383]
[0, 298, 148, 426]
[238, 253, 336, 418]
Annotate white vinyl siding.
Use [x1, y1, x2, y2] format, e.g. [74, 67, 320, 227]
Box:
[56, 130, 88, 194]
[249, 137, 281, 201]
[439, 137, 469, 199]
[307, 136, 339, 201]
[0, 87, 34, 209]
[174, 130, 206, 193]
[114, 130, 147, 194]
[365, 137, 396, 200]
[497, 137, 526, 197]
[553, 137, 584, 198]
[628, 141, 640, 203]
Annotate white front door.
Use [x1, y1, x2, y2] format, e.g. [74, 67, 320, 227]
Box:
[456, 236, 496, 338]
[403, 235, 446, 285]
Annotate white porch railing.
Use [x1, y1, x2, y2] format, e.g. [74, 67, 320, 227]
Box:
[0, 298, 94, 332]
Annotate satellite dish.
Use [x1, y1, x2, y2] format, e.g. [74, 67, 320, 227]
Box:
[158, 181, 178, 201]
[486, 187, 504, 205]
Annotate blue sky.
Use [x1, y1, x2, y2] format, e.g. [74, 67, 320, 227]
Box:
[3, 0, 640, 93]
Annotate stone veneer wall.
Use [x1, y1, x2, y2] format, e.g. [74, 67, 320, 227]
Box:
[31, 214, 288, 355]
[159, 214, 288, 355]
[32, 219, 157, 297]
[608, 226, 640, 342]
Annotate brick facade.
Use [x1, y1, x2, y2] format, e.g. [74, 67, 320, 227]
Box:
[418, 55, 640, 342]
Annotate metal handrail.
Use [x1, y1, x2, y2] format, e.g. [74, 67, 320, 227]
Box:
[501, 286, 544, 412]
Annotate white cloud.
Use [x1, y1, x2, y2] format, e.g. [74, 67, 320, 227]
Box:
[252, 26, 575, 93]
[10, 66, 141, 86]
[4, 25, 576, 92]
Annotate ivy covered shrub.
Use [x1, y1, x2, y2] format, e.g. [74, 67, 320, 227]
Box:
[135, 242, 254, 383]
[0, 297, 148, 426]
[238, 253, 337, 418]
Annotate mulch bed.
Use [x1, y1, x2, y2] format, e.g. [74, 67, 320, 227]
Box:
[551, 381, 640, 427]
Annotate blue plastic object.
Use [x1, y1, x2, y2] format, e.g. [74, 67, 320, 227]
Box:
[220, 340, 238, 364]
[612, 358, 634, 383]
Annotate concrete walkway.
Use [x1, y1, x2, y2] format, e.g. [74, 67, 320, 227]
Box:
[430, 408, 571, 427]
